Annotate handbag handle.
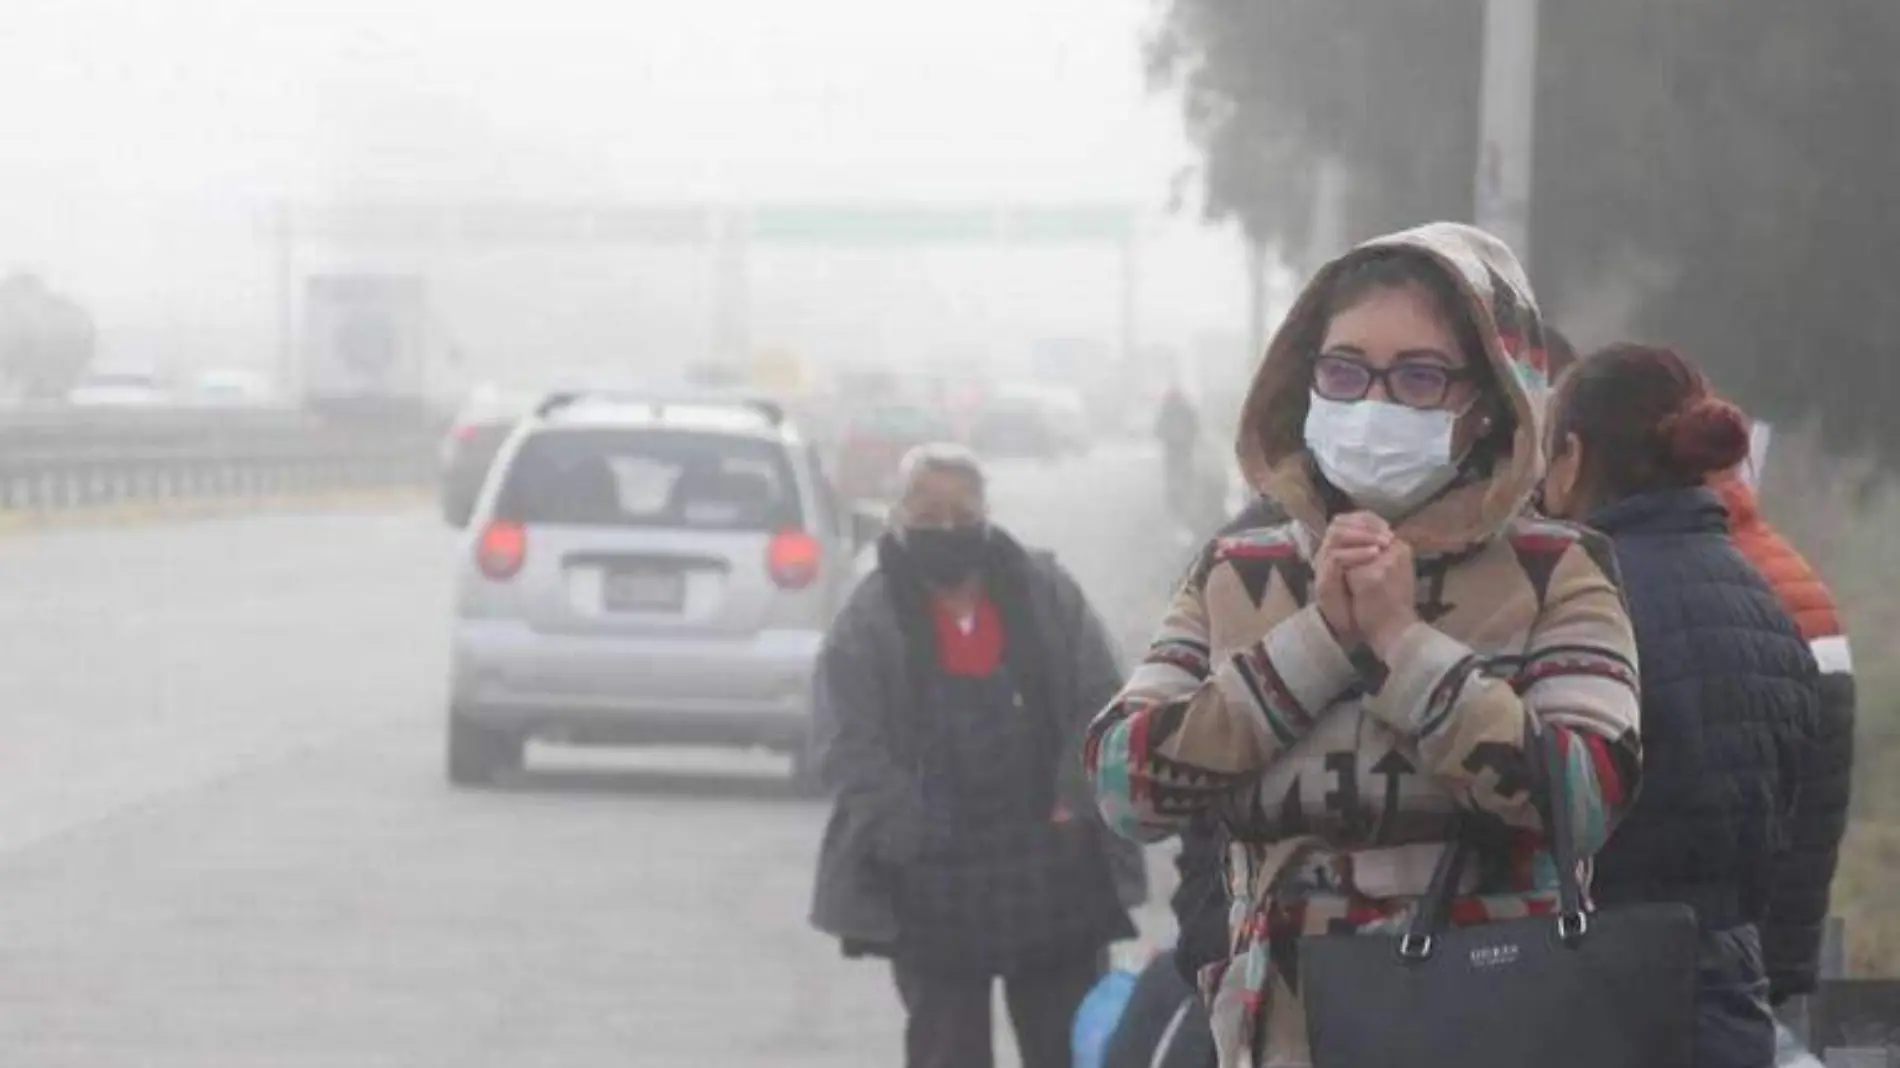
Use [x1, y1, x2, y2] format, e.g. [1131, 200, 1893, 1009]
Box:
[1398, 726, 1589, 960]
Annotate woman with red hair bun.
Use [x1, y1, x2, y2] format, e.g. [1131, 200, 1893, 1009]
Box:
[1540, 343, 1824, 1068]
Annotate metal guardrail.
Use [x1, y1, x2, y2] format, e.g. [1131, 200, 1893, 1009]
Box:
[0, 407, 441, 515]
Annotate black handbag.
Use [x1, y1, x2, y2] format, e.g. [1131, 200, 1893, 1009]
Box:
[1300, 733, 1700, 1068]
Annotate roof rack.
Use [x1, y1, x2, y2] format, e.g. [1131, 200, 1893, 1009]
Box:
[534, 388, 786, 428]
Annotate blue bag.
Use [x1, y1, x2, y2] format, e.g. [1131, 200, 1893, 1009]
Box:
[1072, 968, 1139, 1068]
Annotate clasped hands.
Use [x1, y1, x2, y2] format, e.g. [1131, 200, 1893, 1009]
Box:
[1315, 511, 1419, 658]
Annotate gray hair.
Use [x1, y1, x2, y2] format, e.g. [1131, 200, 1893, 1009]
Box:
[890, 442, 988, 522]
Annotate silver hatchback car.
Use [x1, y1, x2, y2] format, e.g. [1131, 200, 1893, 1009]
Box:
[447, 391, 876, 786]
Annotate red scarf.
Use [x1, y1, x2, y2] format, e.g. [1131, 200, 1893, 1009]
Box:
[930, 594, 1004, 677]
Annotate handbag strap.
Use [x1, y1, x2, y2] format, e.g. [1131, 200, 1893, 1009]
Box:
[1401, 817, 1473, 952]
[1401, 726, 1590, 954]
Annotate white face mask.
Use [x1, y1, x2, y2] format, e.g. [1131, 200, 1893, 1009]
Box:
[1304, 394, 1467, 518]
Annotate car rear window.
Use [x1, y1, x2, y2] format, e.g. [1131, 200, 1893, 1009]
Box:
[494, 429, 801, 531]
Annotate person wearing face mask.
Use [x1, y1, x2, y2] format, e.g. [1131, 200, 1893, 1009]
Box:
[1539, 344, 1821, 1068]
[1086, 222, 1644, 1068]
[807, 443, 1145, 1068]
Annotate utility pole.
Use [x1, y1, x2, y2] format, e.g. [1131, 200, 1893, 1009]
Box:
[1475, 0, 1540, 259]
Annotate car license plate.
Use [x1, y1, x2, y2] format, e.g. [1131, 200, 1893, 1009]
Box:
[602, 568, 685, 613]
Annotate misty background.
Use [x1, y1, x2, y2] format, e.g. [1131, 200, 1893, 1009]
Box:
[0, 0, 1262, 397]
[0, 2, 1896, 1062]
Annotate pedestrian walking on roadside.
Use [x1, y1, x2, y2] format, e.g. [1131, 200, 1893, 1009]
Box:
[1156, 384, 1202, 523]
[807, 443, 1147, 1068]
[1538, 343, 1823, 1068]
[1086, 222, 1644, 1067]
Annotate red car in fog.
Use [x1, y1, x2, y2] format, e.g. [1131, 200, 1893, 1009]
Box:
[831, 403, 956, 504]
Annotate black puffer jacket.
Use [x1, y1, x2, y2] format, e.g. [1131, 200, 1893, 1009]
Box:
[1588, 488, 1819, 923]
[1586, 487, 1821, 1068]
[1762, 663, 1854, 1003]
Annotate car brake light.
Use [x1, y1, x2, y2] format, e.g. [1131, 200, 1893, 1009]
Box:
[476, 520, 527, 580]
[767, 528, 822, 589]
[450, 423, 481, 443]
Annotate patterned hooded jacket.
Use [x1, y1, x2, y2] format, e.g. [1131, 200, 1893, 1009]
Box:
[1084, 223, 1644, 1067]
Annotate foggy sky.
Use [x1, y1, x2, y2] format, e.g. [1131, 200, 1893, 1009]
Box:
[0, 0, 1245, 377]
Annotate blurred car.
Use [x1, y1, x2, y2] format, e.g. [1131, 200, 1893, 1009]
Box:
[66, 368, 170, 407]
[1034, 386, 1093, 456]
[185, 367, 278, 407]
[969, 393, 1059, 460]
[832, 401, 955, 504]
[968, 385, 1092, 461]
[439, 386, 535, 527]
[446, 389, 879, 787]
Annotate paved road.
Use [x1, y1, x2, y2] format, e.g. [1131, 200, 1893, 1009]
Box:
[0, 442, 1194, 1067]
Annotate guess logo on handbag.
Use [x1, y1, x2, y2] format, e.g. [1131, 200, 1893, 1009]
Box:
[1468, 943, 1521, 969]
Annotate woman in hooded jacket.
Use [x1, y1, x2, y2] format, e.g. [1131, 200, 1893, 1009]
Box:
[1084, 222, 1643, 1068]
[1538, 344, 1821, 1068]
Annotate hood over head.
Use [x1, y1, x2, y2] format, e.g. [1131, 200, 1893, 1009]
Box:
[1236, 221, 1552, 556]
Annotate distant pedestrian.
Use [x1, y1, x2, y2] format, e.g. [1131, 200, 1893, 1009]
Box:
[1155, 385, 1201, 522]
[807, 443, 1147, 1068]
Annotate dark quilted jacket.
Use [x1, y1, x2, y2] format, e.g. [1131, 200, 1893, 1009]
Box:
[1588, 487, 1820, 925]
[1586, 487, 1823, 1067]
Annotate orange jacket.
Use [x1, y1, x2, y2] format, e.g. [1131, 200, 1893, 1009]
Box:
[1710, 470, 1848, 667]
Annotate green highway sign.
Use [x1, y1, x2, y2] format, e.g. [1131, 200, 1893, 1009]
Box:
[746, 204, 1134, 246]
[998, 206, 1138, 244]
[749, 205, 998, 245]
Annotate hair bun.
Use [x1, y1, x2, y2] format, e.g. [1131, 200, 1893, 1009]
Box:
[1661, 396, 1750, 477]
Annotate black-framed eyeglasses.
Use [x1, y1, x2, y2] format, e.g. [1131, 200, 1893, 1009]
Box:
[1311, 353, 1475, 410]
